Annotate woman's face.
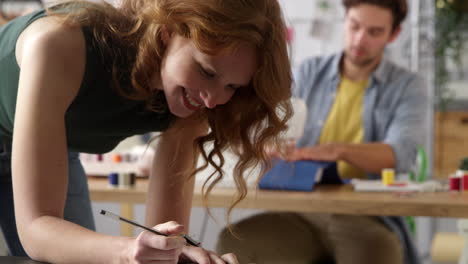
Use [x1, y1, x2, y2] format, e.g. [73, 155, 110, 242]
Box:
[157, 33, 258, 118]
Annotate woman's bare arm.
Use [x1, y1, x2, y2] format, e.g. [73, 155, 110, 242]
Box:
[145, 117, 208, 229]
[13, 18, 134, 263]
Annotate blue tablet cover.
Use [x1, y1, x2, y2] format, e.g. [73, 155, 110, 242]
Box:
[258, 160, 341, 191]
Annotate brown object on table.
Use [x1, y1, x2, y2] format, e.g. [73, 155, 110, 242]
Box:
[434, 111, 468, 178]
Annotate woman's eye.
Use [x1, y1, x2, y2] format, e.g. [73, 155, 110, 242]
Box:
[199, 66, 216, 79]
[227, 84, 240, 91]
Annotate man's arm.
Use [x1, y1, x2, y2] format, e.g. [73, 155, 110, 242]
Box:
[339, 143, 395, 173]
[381, 75, 428, 173]
[291, 142, 395, 174]
[291, 74, 428, 175]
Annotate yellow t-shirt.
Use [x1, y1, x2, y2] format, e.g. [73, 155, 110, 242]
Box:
[319, 76, 367, 179]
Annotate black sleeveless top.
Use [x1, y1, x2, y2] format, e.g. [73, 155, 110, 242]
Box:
[0, 9, 175, 153]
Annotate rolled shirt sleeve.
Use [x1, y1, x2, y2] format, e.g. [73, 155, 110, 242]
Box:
[382, 75, 428, 173]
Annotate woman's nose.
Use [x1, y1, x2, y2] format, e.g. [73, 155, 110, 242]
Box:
[199, 88, 220, 109]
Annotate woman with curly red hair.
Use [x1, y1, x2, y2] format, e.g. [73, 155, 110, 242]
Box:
[0, 0, 292, 263]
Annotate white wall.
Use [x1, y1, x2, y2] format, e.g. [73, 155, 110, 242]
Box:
[3, 0, 455, 261]
[278, 0, 413, 69]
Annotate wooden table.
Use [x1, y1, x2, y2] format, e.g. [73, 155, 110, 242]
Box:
[89, 177, 468, 263]
[88, 177, 468, 218]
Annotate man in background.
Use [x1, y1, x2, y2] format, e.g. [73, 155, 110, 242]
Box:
[216, 0, 427, 263]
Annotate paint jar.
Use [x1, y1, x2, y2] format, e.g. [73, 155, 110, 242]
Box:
[449, 176, 461, 191]
[382, 168, 395, 186]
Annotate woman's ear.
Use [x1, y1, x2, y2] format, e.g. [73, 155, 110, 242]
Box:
[161, 26, 172, 45]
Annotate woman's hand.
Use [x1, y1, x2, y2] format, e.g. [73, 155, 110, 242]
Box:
[126, 221, 186, 263]
[179, 246, 239, 264]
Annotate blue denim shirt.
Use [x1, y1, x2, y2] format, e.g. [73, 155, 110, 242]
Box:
[293, 52, 426, 264]
[293, 52, 428, 175]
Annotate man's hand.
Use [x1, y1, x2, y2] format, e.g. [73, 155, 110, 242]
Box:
[266, 139, 297, 160]
[285, 143, 345, 162]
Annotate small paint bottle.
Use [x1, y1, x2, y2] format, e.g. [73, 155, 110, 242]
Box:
[382, 168, 395, 186]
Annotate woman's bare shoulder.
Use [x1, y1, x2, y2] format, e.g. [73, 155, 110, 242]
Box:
[14, 16, 86, 109]
[16, 16, 85, 68]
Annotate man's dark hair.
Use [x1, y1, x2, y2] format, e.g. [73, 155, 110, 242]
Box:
[342, 0, 407, 32]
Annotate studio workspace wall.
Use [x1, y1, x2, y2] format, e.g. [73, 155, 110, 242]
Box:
[0, 0, 440, 262]
[91, 1, 438, 260]
[83, 0, 438, 260]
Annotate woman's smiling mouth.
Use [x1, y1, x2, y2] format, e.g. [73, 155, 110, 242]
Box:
[182, 88, 203, 110]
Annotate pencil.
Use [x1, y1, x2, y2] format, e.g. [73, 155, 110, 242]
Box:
[100, 209, 201, 247]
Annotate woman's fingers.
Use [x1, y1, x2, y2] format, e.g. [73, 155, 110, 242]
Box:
[181, 246, 210, 264]
[208, 251, 233, 264]
[180, 246, 239, 264]
[127, 223, 186, 263]
[221, 253, 239, 264]
[138, 230, 185, 250]
[153, 221, 185, 235]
